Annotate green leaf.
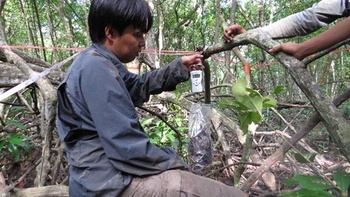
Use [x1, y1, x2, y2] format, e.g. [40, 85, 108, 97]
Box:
[229, 78, 280, 136]
[8, 134, 26, 147]
[233, 88, 264, 116]
[7, 119, 27, 131]
[309, 154, 316, 162]
[177, 127, 188, 133]
[283, 177, 299, 187]
[237, 112, 262, 134]
[174, 118, 183, 127]
[237, 114, 250, 134]
[166, 133, 176, 143]
[149, 138, 157, 144]
[294, 153, 309, 163]
[273, 86, 284, 95]
[263, 96, 278, 108]
[231, 101, 250, 111]
[231, 79, 248, 97]
[160, 133, 168, 143]
[284, 175, 334, 191]
[141, 118, 154, 127]
[7, 143, 20, 161]
[217, 98, 234, 109]
[245, 88, 263, 97]
[299, 177, 333, 191]
[333, 171, 350, 194]
[148, 132, 158, 139]
[278, 188, 334, 197]
[241, 95, 264, 115]
[294, 153, 316, 163]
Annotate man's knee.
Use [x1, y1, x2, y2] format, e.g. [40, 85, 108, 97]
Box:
[121, 170, 245, 197]
[120, 170, 182, 197]
[179, 170, 245, 197]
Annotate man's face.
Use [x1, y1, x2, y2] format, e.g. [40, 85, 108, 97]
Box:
[109, 25, 146, 63]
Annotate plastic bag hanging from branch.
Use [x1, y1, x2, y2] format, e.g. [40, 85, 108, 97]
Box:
[188, 103, 212, 174]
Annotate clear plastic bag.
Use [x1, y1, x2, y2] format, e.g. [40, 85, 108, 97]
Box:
[188, 103, 212, 174]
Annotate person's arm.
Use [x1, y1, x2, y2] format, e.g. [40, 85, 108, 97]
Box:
[269, 16, 350, 60]
[223, 0, 348, 41]
[254, 0, 348, 39]
[121, 54, 202, 107]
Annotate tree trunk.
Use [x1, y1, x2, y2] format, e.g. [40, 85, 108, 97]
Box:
[31, 0, 47, 61]
[44, 0, 58, 63]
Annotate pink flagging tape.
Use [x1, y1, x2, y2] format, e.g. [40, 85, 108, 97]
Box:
[0, 52, 79, 102]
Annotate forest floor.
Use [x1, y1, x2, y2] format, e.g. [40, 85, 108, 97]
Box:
[1, 108, 349, 197]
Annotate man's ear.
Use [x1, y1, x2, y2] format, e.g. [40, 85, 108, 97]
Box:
[104, 26, 116, 40]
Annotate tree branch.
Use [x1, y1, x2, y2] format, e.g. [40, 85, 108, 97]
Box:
[202, 32, 350, 164]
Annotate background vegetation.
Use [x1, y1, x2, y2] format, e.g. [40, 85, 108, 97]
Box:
[0, 0, 349, 196]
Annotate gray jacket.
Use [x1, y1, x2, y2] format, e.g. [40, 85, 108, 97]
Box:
[252, 0, 350, 39]
[56, 44, 188, 196]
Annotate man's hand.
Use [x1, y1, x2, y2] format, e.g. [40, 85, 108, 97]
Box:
[269, 42, 306, 60]
[181, 54, 203, 71]
[223, 24, 247, 42]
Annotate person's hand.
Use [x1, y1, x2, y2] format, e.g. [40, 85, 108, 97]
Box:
[181, 53, 203, 71]
[269, 42, 306, 60]
[223, 24, 247, 42]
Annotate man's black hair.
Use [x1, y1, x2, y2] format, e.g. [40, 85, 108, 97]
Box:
[88, 0, 153, 43]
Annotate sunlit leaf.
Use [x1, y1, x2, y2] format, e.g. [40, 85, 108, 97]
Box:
[241, 95, 263, 115]
[231, 78, 248, 97]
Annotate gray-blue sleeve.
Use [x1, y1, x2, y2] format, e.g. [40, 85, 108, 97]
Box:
[251, 0, 348, 39]
[121, 58, 189, 107]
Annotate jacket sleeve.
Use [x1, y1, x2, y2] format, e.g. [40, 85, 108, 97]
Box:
[121, 58, 189, 107]
[78, 57, 188, 176]
[251, 0, 348, 39]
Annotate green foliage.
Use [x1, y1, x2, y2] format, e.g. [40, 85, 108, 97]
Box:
[3, 0, 90, 64]
[279, 188, 334, 197]
[218, 79, 280, 134]
[0, 119, 32, 161]
[280, 171, 350, 197]
[293, 152, 316, 163]
[142, 117, 187, 148]
[333, 171, 350, 196]
[283, 175, 333, 191]
[141, 105, 189, 154]
[339, 101, 350, 119]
